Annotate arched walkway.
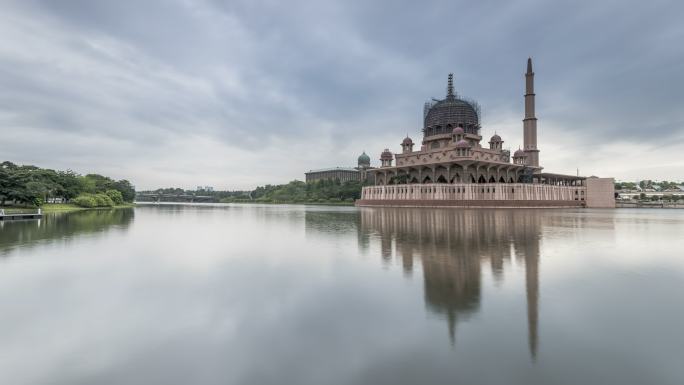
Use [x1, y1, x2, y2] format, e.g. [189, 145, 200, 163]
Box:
[450, 173, 460, 183]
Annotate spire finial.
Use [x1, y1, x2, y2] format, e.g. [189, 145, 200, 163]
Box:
[447, 73, 454, 98]
[527, 57, 533, 74]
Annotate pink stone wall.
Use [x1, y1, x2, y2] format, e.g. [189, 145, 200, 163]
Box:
[585, 177, 616, 208]
[355, 199, 584, 208]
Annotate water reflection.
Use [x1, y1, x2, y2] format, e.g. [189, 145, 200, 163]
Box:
[0, 208, 134, 256]
[358, 208, 541, 358]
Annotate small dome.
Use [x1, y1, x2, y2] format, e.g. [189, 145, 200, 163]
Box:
[357, 151, 370, 165]
[513, 149, 526, 157]
[455, 139, 471, 148]
[452, 126, 464, 135]
[402, 136, 413, 145]
[490, 134, 501, 142]
[380, 149, 393, 160]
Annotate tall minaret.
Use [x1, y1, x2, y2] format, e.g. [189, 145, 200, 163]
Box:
[523, 58, 540, 168]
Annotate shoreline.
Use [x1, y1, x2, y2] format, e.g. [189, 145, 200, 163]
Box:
[136, 201, 355, 207]
[1, 203, 136, 214]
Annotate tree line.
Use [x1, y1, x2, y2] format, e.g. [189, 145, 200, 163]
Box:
[142, 179, 366, 205]
[225, 179, 366, 204]
[0, 161, 135, 207]
[615, 180, 683, 190]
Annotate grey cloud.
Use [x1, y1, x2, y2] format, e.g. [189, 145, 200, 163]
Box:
[1, 0, 683, 187]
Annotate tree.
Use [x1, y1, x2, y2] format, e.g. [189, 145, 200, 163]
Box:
[105, 190, 124, 205]
[1, 160, 135, 206]
[112, 180, 135, 202]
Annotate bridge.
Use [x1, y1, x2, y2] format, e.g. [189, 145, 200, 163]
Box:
[135, 193, 218, 203]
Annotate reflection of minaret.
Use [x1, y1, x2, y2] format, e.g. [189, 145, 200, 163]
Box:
[515, 213, 541, 360]
[525, 243, 539, 360]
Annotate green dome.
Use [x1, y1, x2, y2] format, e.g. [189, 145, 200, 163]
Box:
[358, 151, 371, 166]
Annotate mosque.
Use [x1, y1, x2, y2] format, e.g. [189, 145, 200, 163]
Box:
[357, 58, 615, 208]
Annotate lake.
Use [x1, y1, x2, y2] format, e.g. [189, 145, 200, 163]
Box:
[1, 204, 683, 385]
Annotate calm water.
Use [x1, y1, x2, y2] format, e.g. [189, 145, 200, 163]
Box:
[1, 205, 683, 385]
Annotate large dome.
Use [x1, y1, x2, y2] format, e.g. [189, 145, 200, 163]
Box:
[424, 97, 479, 134]
[357, 151, 370, 166]
[423, 74, 480, 138]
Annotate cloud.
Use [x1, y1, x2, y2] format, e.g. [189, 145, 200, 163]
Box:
[0, 0, 682, 189]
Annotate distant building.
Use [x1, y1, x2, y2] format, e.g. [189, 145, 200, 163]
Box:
[304, 152, 374, 183]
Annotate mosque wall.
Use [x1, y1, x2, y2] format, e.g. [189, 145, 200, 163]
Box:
[358, 183, 587, 207]
[585, 177, 616, 208]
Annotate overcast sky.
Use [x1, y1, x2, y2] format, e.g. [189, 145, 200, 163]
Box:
[1, 0, 682, 189]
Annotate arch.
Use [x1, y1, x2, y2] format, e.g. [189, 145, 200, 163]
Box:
[434, 165, 449, 182]
[499, 176, 506, 183]
[488, 175, 496, 183]
[471, 174, 477, 183]
[436, 175, 447, 183]
[450, 173, 461, 183]
[422, 176, 432, 184]
[409, 177, 419, 184]
[509, 177, 514, 183]
[478, 175, 486, 184]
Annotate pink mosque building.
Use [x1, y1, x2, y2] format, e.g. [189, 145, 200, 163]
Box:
[357, 58, 615, 208]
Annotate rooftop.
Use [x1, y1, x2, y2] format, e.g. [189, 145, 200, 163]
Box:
[306, 167, 359, 173]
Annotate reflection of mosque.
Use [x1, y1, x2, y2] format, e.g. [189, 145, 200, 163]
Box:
[358, 208, 541, 358]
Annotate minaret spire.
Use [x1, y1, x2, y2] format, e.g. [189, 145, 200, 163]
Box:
[447, 73, 455, 99]
[527, 57, 533, 74]
[523, 57, 540, 168]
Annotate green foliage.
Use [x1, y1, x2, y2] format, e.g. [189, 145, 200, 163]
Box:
[105, 190, 124, 205]
[0, 160, 135, 206]
[614, 181, 637, 190]
[633, 180, 683, 190]
[73, 194, 98, 208]
[236, 179, 366, 204]
[73, 193, 115, 208]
